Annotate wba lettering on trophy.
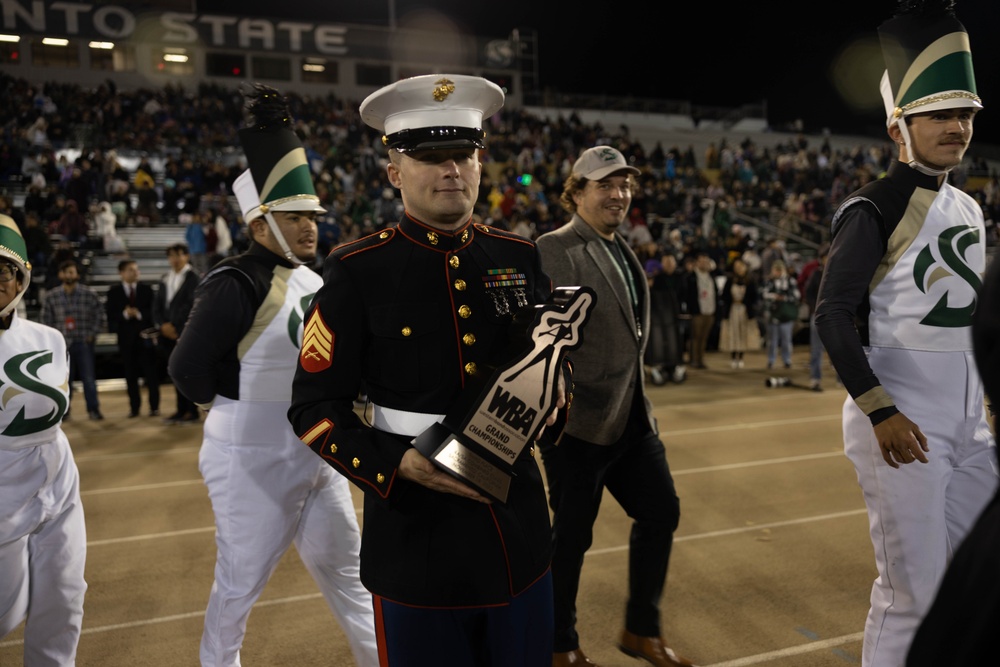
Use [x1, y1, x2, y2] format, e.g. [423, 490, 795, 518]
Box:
[413, 286, 596, 503]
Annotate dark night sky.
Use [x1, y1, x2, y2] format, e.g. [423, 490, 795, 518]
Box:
[196, 1, 999, 146]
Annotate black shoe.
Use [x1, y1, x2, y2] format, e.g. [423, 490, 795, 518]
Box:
[128, 411, 140, 418]
[163, 412, 183, 424]
[178, 413, 199, 423]
[149, 409, 160, 417]
[89, 410, 104, 421]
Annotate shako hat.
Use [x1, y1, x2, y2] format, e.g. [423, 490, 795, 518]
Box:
[360, 74, 504, 152]
[233, 84, 325, 223]
[0, 214, 30, 318]
[878, 0, 982, 126]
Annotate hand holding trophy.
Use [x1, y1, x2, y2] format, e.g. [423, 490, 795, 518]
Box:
[413, 286, 596, 502]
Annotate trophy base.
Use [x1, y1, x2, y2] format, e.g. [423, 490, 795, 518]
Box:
[412, 423, 513, 503]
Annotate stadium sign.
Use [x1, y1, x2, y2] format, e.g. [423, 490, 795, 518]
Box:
[0, 0, 351, 55]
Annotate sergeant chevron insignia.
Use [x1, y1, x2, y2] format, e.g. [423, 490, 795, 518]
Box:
[300, 309, 334, 373]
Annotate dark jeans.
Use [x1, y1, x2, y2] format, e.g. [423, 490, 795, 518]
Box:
[645, 310, 682, 371]
[538, 415, 681, 652]
[67, 340, 99, 412]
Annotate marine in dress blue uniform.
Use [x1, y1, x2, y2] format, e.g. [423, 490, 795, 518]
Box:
[288, 74, 558, 666]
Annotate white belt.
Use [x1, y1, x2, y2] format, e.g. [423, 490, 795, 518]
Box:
[372, 405, 445, 437]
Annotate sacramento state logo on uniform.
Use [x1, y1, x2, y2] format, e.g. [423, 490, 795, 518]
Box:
[912, 225, 982, 327]
[1, 350, 69, 436]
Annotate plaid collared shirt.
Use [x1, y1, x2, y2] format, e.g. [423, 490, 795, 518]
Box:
[39, 284, 107, 343]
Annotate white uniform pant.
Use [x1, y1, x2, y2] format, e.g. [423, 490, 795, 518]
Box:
[844, 348, 997, 667]
[198, 398, 377, 667]
[0, 434, 87, 667]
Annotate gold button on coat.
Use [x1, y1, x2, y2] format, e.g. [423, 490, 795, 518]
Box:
[376, 473, 385, 484]
[450, 256, 460, 269]
[465, 362, 478, 375]
[352, 457, 360, 468]
[463, 333, 476, 346]
[454, 279, 467, 291]
[401, 326, 412, 336]
[458, 305, 471, 318]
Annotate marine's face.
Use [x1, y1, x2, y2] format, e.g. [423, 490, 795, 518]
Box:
[387, 148, 481, 230]
[573, 172, 633, 239]
[903, 108, 976, 171]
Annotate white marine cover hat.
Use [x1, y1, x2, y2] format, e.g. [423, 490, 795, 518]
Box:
[360, 74, 504, 152]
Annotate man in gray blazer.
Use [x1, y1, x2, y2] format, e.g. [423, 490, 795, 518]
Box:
[536, 146, 695, 667]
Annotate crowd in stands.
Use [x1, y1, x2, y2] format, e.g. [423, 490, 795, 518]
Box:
[2, 72, 998, 358]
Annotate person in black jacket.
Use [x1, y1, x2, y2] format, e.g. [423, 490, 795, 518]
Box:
[645, 254, 688, 384]
[682, 251, 718, 370]
[289, 74, 563, 667]
[152, 243, 199, 423]
[105, 259, 159, 416]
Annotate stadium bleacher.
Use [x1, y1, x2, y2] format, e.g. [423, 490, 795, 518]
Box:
[4, 76, 996, 380]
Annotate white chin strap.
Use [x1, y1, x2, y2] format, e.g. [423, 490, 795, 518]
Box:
[263, 211, 304, 266]
[895, 118, 951, 177]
